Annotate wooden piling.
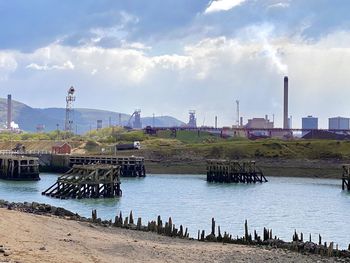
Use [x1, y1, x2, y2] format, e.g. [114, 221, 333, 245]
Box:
[42, 164, 122, 199]
[328, 242, 334, 257]
[124, 217, 128, 228]
[137, 218, 142, 230]
[0, 155, 40, 181]
[342, 165, 350, 191]
[244, 220, 249, 242]
[206, 160, 267, 184]
[211, 218, 215, 236]
[201, 230, 205, 241]
[92, 209, 97, 222]
[319, 234, 322, 245]
[129, 211, 134, 225]
[69, 155, 146, 178]
[179, 225, 183, 238]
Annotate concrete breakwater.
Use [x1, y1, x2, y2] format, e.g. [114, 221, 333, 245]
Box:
[1, 200, 350, 259]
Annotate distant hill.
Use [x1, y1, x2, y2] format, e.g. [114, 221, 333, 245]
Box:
[0, 98, 185, 134]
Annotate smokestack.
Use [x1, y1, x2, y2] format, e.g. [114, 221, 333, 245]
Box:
[7, 94, 12, 130]
[215, 116, 217, 129]
[283, 76, 288, 129]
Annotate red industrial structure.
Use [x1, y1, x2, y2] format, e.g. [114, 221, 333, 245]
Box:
[52, 142, 72, 154]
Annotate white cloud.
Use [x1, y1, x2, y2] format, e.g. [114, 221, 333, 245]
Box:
[26, 60, 75, 71]
[121, 41, 151, 51]
[0, 53, 18, 80]
[267, 2, 290, 9]
[205, 0, 246, 14]
[3, 29, 350, 128]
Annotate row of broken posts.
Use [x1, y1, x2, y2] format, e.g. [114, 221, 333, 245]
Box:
[91, 209, 189, 238]
[91, 209, 350, 258]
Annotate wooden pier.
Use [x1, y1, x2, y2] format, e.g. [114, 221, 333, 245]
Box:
[207, 160, 267, 183]
[0, 155, 39, 181]
[69, 156, 145, 177]
[342, 165, 350, 190]
[42, 164, 122, 199]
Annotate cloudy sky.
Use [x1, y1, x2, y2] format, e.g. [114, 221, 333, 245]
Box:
[1, 0, 350, 128]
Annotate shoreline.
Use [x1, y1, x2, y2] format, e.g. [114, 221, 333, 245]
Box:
[0, 200, 348, 262]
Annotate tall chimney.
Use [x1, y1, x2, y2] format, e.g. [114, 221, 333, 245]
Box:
[7, 94, 12, 130]
[283, 76, 288, 129]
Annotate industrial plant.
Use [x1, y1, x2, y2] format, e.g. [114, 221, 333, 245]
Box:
[1, 75, 350, 141]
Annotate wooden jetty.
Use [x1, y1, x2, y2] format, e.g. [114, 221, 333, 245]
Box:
[206, 160, 267, 183]
[42, 164, 122, 199]
[342, 165, 350, 190]
[69, 155, 146, 177]
[0, 155, 39, 181]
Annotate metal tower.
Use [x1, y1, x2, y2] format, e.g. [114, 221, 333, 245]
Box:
[188, 110, 197, 128]
[133, 109, 142, 129]
[65, 86, 75, 133]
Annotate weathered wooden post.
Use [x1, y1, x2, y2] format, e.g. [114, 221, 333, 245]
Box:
[211, 218, 215, 236]
[179, 225, 183, 238]
[157, 215, 163, 234]
[201, 230, 205, 241]
[244, 220, 249, 243]
[137, 217, 142, 230]
[327, 242, 334, 257]
[92, 209, 97, 222]
[217, 226, 222, 241]
[168, 217, 173, 236]
[319, 234, 322, 245]
[129, 211, 134, 225]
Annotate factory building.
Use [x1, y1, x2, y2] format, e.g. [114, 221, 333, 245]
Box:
[245, 117, 274, 129]
[329, 117, 350, 130]
[302, 116, 318, 136]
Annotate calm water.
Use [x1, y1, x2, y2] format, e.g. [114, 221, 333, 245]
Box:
[0, 174, 349, 248]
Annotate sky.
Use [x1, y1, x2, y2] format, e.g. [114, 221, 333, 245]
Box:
[1, 0, 350, 128]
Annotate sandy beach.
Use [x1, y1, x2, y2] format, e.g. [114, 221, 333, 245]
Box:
[0, 208, 345, 263]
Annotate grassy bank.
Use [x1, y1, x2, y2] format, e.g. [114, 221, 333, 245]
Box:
[145, 159, 343, 178]
[0, 128, 349, 178]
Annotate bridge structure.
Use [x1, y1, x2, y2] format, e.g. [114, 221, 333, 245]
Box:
[0, 151, 146, 177]
[0, 155, 40, 181]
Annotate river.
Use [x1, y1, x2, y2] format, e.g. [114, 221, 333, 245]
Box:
[0, 174, 349, 248]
